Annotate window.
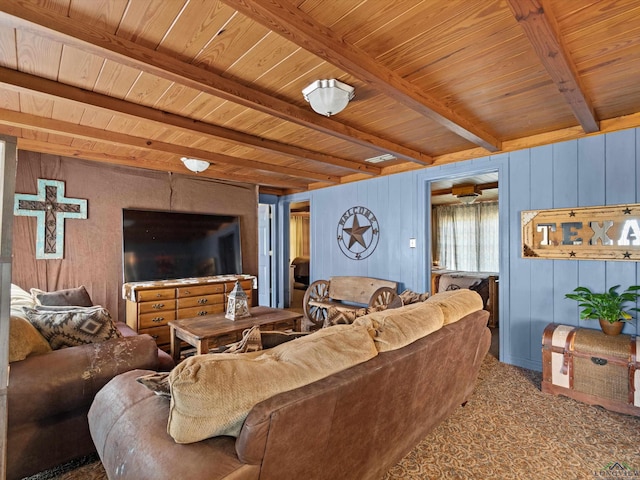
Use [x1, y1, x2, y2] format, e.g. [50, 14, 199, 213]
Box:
[432, 201, 499, 272]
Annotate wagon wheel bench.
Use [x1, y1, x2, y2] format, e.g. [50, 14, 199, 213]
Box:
[303, 276, 399, 330]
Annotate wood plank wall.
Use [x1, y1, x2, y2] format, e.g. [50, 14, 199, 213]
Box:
[281, 127, 640, 371]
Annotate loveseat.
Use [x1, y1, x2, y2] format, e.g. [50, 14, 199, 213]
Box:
[89, 289, 491, 480]
[6, 284, 175, 480]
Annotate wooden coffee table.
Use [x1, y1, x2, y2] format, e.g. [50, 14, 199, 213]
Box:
[168, 306, 303, 362]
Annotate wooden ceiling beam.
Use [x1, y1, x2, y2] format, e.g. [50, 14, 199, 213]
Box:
[0, 108, 337, 184]
[223, 0, 502, 153]
[0, 0, 431, 165]
[432, 181, 499, 197]
[506, 0, 599, 133]
[15, 138, 308, 191]
[0, 67, 373, 180]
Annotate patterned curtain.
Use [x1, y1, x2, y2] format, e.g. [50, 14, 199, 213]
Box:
[433, 201, 499, 272]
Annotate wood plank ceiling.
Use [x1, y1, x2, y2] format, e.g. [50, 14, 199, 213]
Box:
[1, 0, 640, 194]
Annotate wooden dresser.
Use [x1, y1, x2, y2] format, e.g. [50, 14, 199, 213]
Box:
[123, 275, 255, 351]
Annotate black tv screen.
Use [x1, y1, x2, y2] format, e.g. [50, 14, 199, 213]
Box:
[122, 209, 242, 283]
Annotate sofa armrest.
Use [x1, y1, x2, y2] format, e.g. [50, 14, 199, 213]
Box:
[116, 322, 175, 371]
[8, 334, 160, 425]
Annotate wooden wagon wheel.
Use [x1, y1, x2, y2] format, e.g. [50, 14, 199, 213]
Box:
[303, 280, 330, 329]
[368, 287, 400, 308]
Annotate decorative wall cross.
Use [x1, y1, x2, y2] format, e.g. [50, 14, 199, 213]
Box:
[14, 179, 87, 259]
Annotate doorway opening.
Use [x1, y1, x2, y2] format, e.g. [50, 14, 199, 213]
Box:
[429, 172, 500, 358]
[289, 201, 310, 310]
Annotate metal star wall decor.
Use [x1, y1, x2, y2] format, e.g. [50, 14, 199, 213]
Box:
[14, 179, 88, 259]
[336, 206, 379, 260]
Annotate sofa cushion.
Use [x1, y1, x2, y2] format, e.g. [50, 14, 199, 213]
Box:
[354, 302, 445, 352]
[23, 305, 122, 350]
[168, 324, 378, 443]
[424, 289, 484, 325]
[31, 285, 93, 307]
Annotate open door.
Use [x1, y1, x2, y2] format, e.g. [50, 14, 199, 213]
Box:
[289, 201, 310, 310]
[430, 172, 500, 358]
[257, 203, 273, 306]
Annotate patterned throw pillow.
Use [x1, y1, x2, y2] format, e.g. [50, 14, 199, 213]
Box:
[23, 305, 122, 350]
[398, 289, 430, 305]
[218, 326, 310, 353]
[324, 305, 387, 327]
[136, 372, 171, 398]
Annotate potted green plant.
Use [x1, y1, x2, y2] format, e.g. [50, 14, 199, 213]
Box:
[564, 285, 640, 335]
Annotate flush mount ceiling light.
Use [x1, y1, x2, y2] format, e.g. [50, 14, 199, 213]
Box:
[180, 157, 210, 173]
[302, 79, 355, 116]
[452, 184, 481, 205]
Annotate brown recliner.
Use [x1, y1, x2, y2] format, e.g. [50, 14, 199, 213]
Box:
[6, 322, 173, 480]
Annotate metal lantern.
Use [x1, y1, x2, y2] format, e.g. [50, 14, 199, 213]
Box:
[225, 281, 251, 320]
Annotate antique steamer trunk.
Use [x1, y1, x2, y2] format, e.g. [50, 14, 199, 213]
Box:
[541, 323, 640, 416]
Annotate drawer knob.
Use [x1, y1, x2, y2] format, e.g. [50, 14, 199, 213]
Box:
[198, 311, 207, 316]
[153, 303, 164, 309]
[151, 335, 159, 340]
[184, 290, 190, 295]
[152, 317, 164, 323]
[156, 293, 163, 298]
[198, 298, 208, 304]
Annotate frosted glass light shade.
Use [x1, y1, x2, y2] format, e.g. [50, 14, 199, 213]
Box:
[458, 194, 478, 205]
[302, 79, 355, 116]
[180, 157, 210, 173]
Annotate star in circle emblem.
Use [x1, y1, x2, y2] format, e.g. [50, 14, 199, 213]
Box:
[336, 206, 379, 260]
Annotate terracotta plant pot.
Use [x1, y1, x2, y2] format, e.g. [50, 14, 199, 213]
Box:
[599, 319, 625, 336]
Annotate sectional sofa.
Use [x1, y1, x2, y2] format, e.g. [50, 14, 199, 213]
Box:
[89, 289, 491, 480]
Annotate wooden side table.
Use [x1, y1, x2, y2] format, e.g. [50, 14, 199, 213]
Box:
[168, 306, 303, 362]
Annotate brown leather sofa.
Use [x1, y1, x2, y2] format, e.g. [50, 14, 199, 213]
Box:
[89, 308, 491, 480]
[7, 322, 174, 480]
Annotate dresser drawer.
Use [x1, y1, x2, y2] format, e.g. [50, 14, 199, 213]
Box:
[177, 284, 225, 297]
[177, 304, 225, 319]
[139, 310, 177, 329]
[139, 299, 176, 314]
[139, 325, 171, 347]
[137, 288, 175, 302]
[177, 293, 225, 309]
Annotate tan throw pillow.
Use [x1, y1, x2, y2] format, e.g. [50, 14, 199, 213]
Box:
[23, 305, 122, 350]
[425, 289, 484, 325]
[30, 285, 93, 307]
[168, 324, 378, 443]
[354, 302, 444, 352]
[9, 315, 52, 362]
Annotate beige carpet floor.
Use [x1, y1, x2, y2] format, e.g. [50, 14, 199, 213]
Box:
[26, 352, 640, 480]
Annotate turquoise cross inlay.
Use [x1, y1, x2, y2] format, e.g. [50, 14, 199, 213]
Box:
[14, 179, 87, 259]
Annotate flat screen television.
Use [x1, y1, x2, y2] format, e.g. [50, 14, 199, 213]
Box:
[122, 209, 242, 283]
